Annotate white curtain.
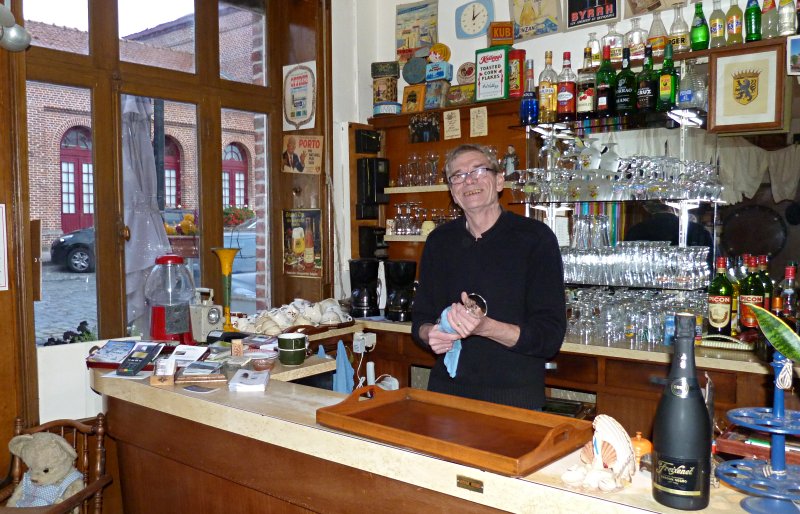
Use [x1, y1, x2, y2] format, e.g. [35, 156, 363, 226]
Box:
[122, 95, 172, 333]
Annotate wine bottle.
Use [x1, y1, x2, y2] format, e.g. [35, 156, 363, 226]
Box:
[615, 47, 636, 115]
[557, 51, 577, 122]
[538, 51, 558, 124]
[652, 313, 711, 510]
[757, 254, 773, 309]
[708, 256, 734, 336]
[745, 0, 763, 41]
[636, 45, 657, 113]
[739, 255, 765, 337]
[595, 45, 617, 117]
[690, 2, 711, 50]
[727, 0, 745, 44]
[576, 48, 596, 121]
[725, 257, 741, 335]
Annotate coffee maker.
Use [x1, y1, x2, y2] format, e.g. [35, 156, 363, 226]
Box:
[349, 258, 381, 318]
[384, 260, 416, 322]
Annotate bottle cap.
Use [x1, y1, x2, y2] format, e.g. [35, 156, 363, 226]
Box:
[716, 256, 727, 269]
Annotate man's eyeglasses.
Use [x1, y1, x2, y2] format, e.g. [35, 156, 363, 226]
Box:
[447, 167, 493, 185]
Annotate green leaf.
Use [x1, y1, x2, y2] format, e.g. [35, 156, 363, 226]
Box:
[747, 303, 800, 362]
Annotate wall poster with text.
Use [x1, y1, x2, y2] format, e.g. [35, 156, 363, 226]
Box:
[396, 0, 438, 66]
[510, 0, 561, 42]
[283, 209, 322, 278]
[566, 0, 619, 30]
[282, 61, 317, 131]
[281, 135, 323, 174]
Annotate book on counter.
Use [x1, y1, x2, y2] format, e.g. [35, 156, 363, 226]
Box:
[174, 361, 227, 385]
[116, 342, 165, 376]
[228, 369, 270, 392]
[163, 344, 208, 368]
[86, 339, 137, 364]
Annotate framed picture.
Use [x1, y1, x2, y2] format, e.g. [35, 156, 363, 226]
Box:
[622, 0, 684, 18]
[787, 35, 800, 75]
[282, 209, 322, 278]
[565, 0, 619, 30]
[402, 84, 426, 113]
[509, 0, 561, 41]
[708, 40, 785, 133]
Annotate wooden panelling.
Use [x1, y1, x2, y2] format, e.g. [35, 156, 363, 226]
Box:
[605, 360, 738, 404]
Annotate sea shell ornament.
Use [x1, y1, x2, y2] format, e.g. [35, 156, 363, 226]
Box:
[561, 414, 636, 492]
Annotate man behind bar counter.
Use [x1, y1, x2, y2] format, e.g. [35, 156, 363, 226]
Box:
[412, 144, 566, 410]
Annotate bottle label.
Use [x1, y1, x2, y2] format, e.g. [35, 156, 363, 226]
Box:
[659, 75, 674, 100]
[763, 0, 777, 12]
[710, 19, 726, 38]
[692, 17, 706, 28]
[596, 84, 611, 110]
[678, 88, 694, 104]
[740, 294, 764, 327]
[669, 33, 688, 47]
[708, 296, 731, 329]
[653, 455, 704, 496]
[638, 82, 656, 109]
[630, 43, 646, 60]
[616, 84, 634, 109]
[557, 83, 576, 105]
[727, 16, 743, 35]
[577, 84, 595, 113]
[610, 47, 624, 62]
[648, 36, 667, 54]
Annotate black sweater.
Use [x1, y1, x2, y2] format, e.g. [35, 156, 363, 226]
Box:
[411, 210, 566, 409]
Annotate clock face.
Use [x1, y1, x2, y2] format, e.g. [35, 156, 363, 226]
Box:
[460, 2, 489, 36]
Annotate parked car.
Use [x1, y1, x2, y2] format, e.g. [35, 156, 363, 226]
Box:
[50, 227, 95, 273]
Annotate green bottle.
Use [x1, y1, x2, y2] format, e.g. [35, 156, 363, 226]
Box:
[691, 2, 711, 50]
[595, 45, 617, 117]
[745, 0, 763, 41]
[615, 47, 637, 115]
[636, 45, 658, 113]
[657, 43, 678, 112]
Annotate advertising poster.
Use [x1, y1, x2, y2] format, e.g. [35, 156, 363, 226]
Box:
[509, 0, 560, 42]
[282, 61, 317, 131]
[283, 209, 322, 278]
[566, 0, 619, 30]
[281, 135, 323, 174]
[396, 0, 438, 66]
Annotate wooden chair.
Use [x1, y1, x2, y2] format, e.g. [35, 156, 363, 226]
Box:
[0, 414, 112, 514]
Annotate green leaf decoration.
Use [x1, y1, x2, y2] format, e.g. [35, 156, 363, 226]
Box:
[748, 303, 800, 362]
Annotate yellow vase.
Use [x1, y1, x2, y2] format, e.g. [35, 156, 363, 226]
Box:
[212, 247, 241, 331]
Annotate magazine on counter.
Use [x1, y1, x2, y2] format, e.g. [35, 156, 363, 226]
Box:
[228, 369, 270, 392]
[162, 345, 208, 368]
[86, 339, 136, 364]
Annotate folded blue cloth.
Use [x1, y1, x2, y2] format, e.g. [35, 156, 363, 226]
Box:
[332, 340, 354, 393]
[438, 306, 461, 378]
[317, 345, 329, 359]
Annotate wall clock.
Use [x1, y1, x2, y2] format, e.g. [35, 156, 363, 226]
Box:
[455, 0, 494, 39]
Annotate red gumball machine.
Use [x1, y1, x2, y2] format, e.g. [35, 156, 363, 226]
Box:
[144, 254, 196, 344]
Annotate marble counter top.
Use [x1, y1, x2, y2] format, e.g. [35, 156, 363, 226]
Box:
[93, 370, 749, 513]
[356, 320, 776, 375]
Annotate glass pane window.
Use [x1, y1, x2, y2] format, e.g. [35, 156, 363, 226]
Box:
[82, 164, 94, 214]
[119, 0, 195, 73]
[25, 0, 89, 55]
[219, 1, 266, 86]
[234, 172, 246, 207]
[165, 169, 177, 208]
[222, 172, 230, 207]
[61, 163, 75, 214]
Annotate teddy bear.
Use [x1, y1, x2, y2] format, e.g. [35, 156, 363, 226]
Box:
[6, 432, 84, 512]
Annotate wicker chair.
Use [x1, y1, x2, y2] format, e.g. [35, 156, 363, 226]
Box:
[0, 414, 112, 514]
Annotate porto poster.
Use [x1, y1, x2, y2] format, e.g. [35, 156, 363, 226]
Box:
[566, 0, 619, 30]
[282, 209, 322, 278]
[281, 135, 323, 174]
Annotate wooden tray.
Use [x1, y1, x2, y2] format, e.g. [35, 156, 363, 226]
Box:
[316, 386, 593, 477]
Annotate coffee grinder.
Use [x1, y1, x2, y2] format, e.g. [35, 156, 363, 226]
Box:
[349, 258, 381, 318]
[384, 260, 416, 322]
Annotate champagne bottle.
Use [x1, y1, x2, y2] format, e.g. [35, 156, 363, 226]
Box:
[657, 43, 678, 112]
[595, 45, 617, 117]
[709, 0, 728, 47]
[727, 0, 745, 44]
[557, 51, 577, 122]
[691, 2, 711, 50]
[615, 47, 636, 115]
[745, 0, 763, 41]
[576, 48, 596, 121]
[519, 59, 539, 126]
[538, 51, 558, 124]
[652, 313, 711, 510]
[708, 256, 734, 336]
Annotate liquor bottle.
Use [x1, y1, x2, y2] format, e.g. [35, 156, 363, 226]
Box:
[648, 10, 669, 58]
[636, 45, 658, 113]
[691, 2, 711, 50]
[538, 51, 558, 124]
[557, 51, 577, 122]
[651, 313, 711, 510]
[587, 32, 602, 67]
[519, 59, 539, 126]
[709, 0, 728, 46]
[670, 3, 691, 53]
[708, 256, 734, 336]
[727, 0, 745, 43]
[657, 43, 679, 112]
[602, 22, 624, 64]
[576, 48, 596, 121]
[615, 48, 636, 115]
[779, 262, 798, 318]
[757, 255, 773, 309]
[745, 0, 763, 41]
[726, 257, 741, 336]
[625, 17, 648, 61]
[762, 0, 780, 36]
[303, 217, 315, 265]
[739, 255, 765, 337]
[779, 0, 797, 34]
[595, 45, 617, 118]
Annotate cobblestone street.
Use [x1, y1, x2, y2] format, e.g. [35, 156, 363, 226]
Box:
[34, 255, 98, 344]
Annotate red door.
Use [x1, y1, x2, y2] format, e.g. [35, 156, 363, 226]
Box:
[60, 128, 94, 233]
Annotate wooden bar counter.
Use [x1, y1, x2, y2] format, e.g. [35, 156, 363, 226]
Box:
[93, 362, 752, 513]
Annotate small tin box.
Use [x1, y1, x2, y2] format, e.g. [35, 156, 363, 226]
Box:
[425, 61, 453, 82]
[371, 61, 400, 79]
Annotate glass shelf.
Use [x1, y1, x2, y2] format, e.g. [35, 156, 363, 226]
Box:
[384, 234, 427, 242]
[513, 110, 708, 136]
[565, 282, 705, 292]
[385, 182, 517, 194]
